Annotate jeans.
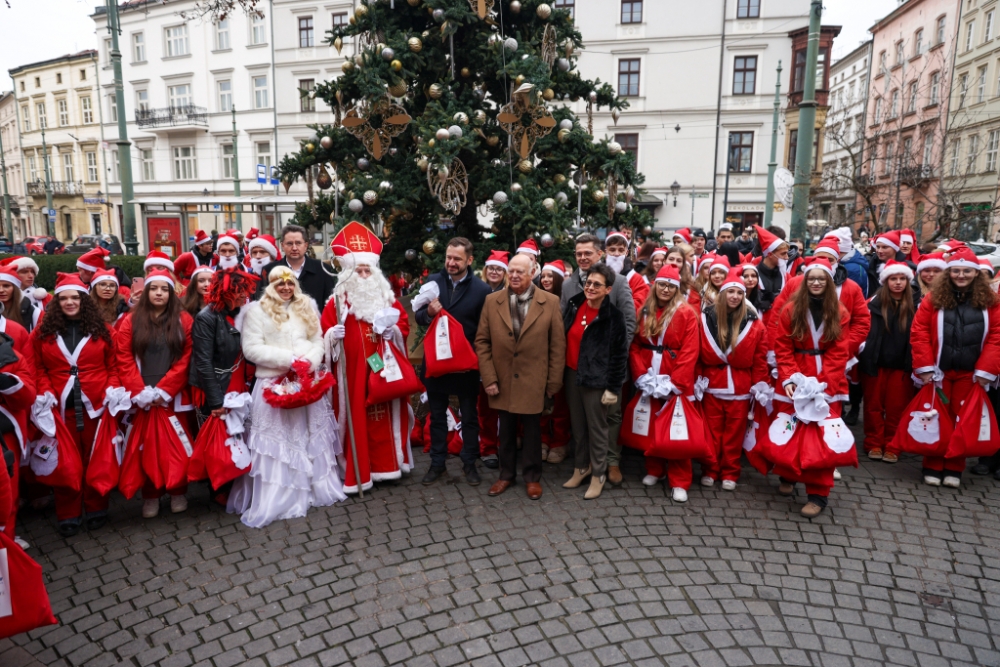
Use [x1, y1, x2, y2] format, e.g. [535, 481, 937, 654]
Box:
[428, 390, 480, 471]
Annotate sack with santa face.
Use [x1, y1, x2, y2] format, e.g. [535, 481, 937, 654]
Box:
[945, 383, 1000, 459]
[755, 407, 802, 475]
[741, 400, 771, 476]
[30, 413, 83, 493]
[366, 339, 424, 406]
[889, 383, 952, 457]
[422, 311, 479, 378]
[800, 415, 859, 470]
[649, 395, 714, 465]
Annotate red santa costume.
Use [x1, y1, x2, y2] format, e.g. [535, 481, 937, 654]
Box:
[910, 248, 1000, 486]
[31, 273, 120, 532]
[245, 233, 281, 276]
[622, 266, 700, 496]
[321, 222, 414, 494]
[539, 259, 571, 456]
[173, 230, 218, 284]
[697, 268, 769, 487]
[77, 248, 131, 300]
[0, 325, 35, 539]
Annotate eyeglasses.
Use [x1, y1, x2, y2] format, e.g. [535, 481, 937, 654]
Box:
[485, 266, 504, 272]
[806, 277, 827, 284]
[584, 280, 607, 288]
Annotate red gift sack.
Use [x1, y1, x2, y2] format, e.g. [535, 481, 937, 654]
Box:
[86, 413, 125, 497]
[263, 359, 335, 410]
[130, 407, 193, 492]
[889, 383, 953, 458]
[118, 420, 145, 500]
[0, 530, 58, 639]
[649, 395, 713, 462]
[367, 339, 424, 406]
[946, 383, 1000, 459]
[422, 311, 479, 378]
[30, 413, 83, 493]
[619, 393, 660, 452]
[187, 415, 251, 488]
[755, 408, 802, 475]
[741, 401, 771, 476]
[800, 417, 859, 470]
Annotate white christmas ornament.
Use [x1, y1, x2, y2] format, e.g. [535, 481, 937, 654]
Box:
[492, 191, 508, 206]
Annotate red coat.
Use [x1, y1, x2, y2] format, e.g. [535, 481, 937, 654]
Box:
[628, 303, 700, 396]
[772, 303, 852, 400]
[0, 317, 33, 369]
[32, 325, 120, 418]
[697, 311, 769, 398]
[626, 270, 649, 315]
[0, 348, 36, 456]
[768, 276, 870, 360]
[116, 311, 195, 412]
[320, 295, 410, 339]
[911, 297, 1000, 382]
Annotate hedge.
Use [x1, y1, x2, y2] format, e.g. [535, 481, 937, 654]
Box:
[0, 254, 147, 291]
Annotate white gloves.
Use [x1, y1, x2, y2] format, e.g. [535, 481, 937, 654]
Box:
[601, 390, 618, 406]
[381, 328, 395, 340]
[331, 324, 346, 340]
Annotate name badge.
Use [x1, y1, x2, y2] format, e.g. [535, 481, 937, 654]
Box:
[367, 353, 385, 373]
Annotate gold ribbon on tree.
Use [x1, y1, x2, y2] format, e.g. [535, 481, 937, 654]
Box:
[467, 0, 495, 19]
[497, 84, 557, 159]
[341, 97, 412, 160]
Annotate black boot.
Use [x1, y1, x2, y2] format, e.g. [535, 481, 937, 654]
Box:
[843, 384, 863, 426]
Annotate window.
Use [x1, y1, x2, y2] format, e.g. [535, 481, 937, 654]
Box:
[553, 0, 574, 19]
[132, 32, 145, 62]
[845, 117, 853, 144]
[332, 11, 348, 27]
[923, 132, 934, 164]
[931, 72, 940, 104]
[86, 152, 98, 182]
[111, 150, 120, 182]
[949, 140, 960, 176]
[299, 79, 315, 112]
[21, 106, 29, 132]
[136, 89, 149, 112]
[733, 56, 757, 95]
[299, 16, 314, 48]
[109, 95, 118, 122]
[256, 141, 272, 168]
[618, 59, 640, 96]
[166, 25, 189, 57]
[890, 89, 899, 118]
[978, 67, 988, 103]
[816, 50, 827, 89]
[903, 137, 913, 162]
[621, 0, 642, 24]
[988, 11, 995, 42]
[253, 75, 269, 108]
[251, 14, 266, 44]
[966, 21, 975, 51]
[915, 29, 924, 55]
[18, 81, 23, 92]
[988, 131, 999, 171]
[937, 16, 947, 45]
[895, 41, 904, 64]
[728, 131, 753, 172]
[968, 135, 980, 171]
[218, 80, 232, 112]
[168, 84, 192, 110]
[959, 73, 969, 108]
[81, 97, 93, 124]
[173, 146, 196, 180]
[874, 97, 882, 124]
[57, 99, 69, 126]
[141, 148, 154, 181]
[884, 141, 894, 175]
[56, 73, 62, 85]
[868, 144, 877, 177]
[216, 18, 230, 50]
[907, 81, 918, 113]
[104, 39, 112, 65]
[62, 153, 74, 182]
[222, 144, 235, 179]
[614, 133, 639, 164]
[737, 0, 759, 19]
[35, 103, 46, 129]
[27, 156, 36, 182]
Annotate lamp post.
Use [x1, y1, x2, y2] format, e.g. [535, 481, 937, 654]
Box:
[106, 0, 137, 254]
[764, 60, 783, 228]
[790, 0, 823, 243]
[40, 124, 54, 236]
[670, 181, 680, 207]
[232, 106, 242, 228]
[0, 120, 10, 237]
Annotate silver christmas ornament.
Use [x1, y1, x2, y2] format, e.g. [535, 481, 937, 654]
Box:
[504, 37, 518, 52]
[542, 197, 555, 211]
[379, 180, 392, 190]
[608, 141, 622, 155]
[511, 182, 522, 192]
[448, 125, 463, 138]
[510, 0, 521, 12]
[615, 201, 628, 214]
[435, 128, 451, 140]
[319, 136, 332, 150]
[405, 249, 418, 261]
[363, 190, 378, 205]
[559, 119, 573, 131]
[492, 191, 508, 206]
[555, 192, 568, 204]
[557, 58, 570, 72]
[540, 233, 554, 248]
[381, 47, 395, 61]
[432, 8, 445, 21]
[588, 91, 598, 103]
[348, 198, 364, 213]
[357, 157, 370, 170]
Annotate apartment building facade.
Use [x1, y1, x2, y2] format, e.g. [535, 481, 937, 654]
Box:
[0, 91, 27, 239]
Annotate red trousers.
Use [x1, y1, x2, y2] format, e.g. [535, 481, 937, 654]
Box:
[645, 457, 692, 490]
[861, 369, 916, 454]
[923, 371, 975, 475]
[477, 385, 499, 457]
[540, 390, 571, 449]
[55, 409, 108, 522]
[702, 395, 749, 482]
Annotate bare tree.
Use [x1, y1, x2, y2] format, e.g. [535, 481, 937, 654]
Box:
[114, 0, 263, 22]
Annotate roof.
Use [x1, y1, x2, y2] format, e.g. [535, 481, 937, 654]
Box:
[869, 0, 923, 34]
[9, 50, 98, 77]
[831, 40, 872, 71]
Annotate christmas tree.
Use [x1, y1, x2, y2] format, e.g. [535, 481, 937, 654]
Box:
[276, 0, 655, 274]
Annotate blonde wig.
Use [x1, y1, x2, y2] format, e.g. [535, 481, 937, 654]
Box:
[261, 266, 321, 337]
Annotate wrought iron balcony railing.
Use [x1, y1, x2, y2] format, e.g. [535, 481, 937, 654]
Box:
[135, 105, 208, 129]
[27, 180, 84, 196]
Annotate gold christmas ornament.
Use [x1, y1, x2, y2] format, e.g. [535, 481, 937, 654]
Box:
[363, 190, 378, 205]
[518, 159, 533, 174]
[454, 112, 469, 124]
[542, 197, 555, 210]
[514, 74, 526, 86]
[510, 0, 521, 13]
[304, 142, 315, 154]
[467, 0, 495, 19]
[429, 83, 444, 99]
[408, 37, 423, 52]
[316, 164, 333, 190]
[341, 97, 412, 160]
[422, 239, 437, 255]
[388, 80, 408, 97]
[497, 83, 557, 159]
[391, 59, 403, 71]
[407, 0, 421, 5]
[341, 60, 354, 73]
[511, 182, 522, 192]
[553, 173, 566, 184]
[417, 158, 429, 172]
[334, 36, 343, 54]
[592, 190, 605, 203]
[460, 67, 471, 78]
[473, 110, 487, 124]
[355, 4, 367, 18]
[349, 15, 355, 25]
[486, 135, 500, 147]
[542, 88, 555, 101]
[427, 138, 436, 148]
[537, 3, 552, 19]
[428, 157, 469, 214]
[557, 128, 570, 143]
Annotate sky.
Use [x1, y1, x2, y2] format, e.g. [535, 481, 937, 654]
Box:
[0, 0, 906, 90]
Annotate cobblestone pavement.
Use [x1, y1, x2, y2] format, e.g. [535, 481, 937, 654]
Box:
[3, 434, 1000, 667]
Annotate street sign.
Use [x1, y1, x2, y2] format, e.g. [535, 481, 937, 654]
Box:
[270, 166, 279, 186]
[256, 164, 267, 184]
[689, 193, 709, 198]
[47, 208, 56, 224]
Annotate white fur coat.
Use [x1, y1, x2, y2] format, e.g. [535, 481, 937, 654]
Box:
[241, 301, 324, 378]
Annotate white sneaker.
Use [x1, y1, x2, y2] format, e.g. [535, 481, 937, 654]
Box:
[672, 487, 688, 503]
[642, 475, 662, 486]
[170, 495, 188, 514]
[942, 476, 961, 488]
[924, 475, 941, 486]
[833, 468, 842, 481]
[721, 480, 737, 491]
[13, 536, 30, 549]
[700, 476, 715, 487]
[142, 498, 160, 518]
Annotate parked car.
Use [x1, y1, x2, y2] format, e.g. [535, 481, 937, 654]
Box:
[969, 241, 1000, 270]
[63, 234, 124, 255]
[23, 236, 64, 255]
[0, 237, 14, 254]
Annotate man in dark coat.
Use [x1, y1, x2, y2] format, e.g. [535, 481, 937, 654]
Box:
[255, 224, 336, 308]
[414, 237, 492, 486]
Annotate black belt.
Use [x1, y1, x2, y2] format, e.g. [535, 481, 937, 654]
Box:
[796, 349, 825, 356]
[70, 366, 84, 431]
[640, 343, 676, 359]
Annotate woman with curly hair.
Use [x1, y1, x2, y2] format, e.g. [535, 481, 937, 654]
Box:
[89, 269, 130, 327]
[181, 266, 214, 318]
[32, 273, 120, 536]
[117, 269, 195, 519]
[911, 247, 1000, 488]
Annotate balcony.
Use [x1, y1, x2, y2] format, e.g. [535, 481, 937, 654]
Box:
[901, 164, 934, 188]
[853, 174, 877, 195]
[27, 180, 84, 196]
[135, 105, 208, 131]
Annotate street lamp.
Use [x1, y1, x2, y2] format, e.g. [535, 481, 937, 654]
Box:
[670, 181, 680, 207]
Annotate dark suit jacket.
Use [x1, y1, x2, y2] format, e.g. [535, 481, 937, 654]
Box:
[255, 257, 336, 309]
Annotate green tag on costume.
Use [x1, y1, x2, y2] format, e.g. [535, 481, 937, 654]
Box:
[367, 353, 385, 373]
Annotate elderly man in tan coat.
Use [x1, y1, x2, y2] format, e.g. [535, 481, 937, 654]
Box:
[475, 254, 566, 499]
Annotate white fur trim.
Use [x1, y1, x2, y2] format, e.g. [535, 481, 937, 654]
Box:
[947, 257, 981, 270]
[54, 284, 89, 295]
[485, 259, 508, 270]
[190, 265, 215, 278]
[650, 248, 667, 258]
[741, 263, 758, 274]
[336, 251, 380, 271]
[654, 275, 680, 287]
[813, 246, 839, 260]
[144, 257, 175, 271]
[76, 260, 100, 272]
[11, 257, 38, 273]
[878, 264, 915, 283]
[0, 273, 19, 286]
[145, 274, 176, 288]
[541, 263, 564, 276]
[917, 257, 947, 272]
[762, 238, 784, 256]
[216, 236, 240, 251]
[720, 280, 746, 293]
[876, 237, 900, 252]
[805, 263, 834, 280]
[248, 237, 277, 258]
[91, 274, 119, 287]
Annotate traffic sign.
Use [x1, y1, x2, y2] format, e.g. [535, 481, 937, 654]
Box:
[269, 166, 279, 186]
[47, 208, 56, 224]
[256, 164, 267, 184]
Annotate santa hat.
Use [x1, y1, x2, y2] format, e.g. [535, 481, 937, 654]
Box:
[77, 247, 110, 272]
[879, 260, 915, 283]
[228, 227, 244, 239]
[824, 227, 855, 255]
[709, 256, 731, 274]
[936, 238, 961, 252]
[917, 253, 947, 272]
[875, 231, 901, 252]
[946, 247, 980, 270]
[672, 228, 692, 244]
[216, 234, 241, 252]
[720, 267, 746, 293]
[6, 255, 38, 274]
[899, 230, 915, 245]
[145, 268, 175, 289]
[331, 221, 382, 270]
[980, 258, 996, 275]
[650, 247, 668, 259]
[803, 257, 835, 281]
[753, 225, 785, 256]
[542, 259, 567, 277]
[144, 250, 175, 272]
[246, 227, 260, 242]
[605, 231, 629, 246]
[0, 267, 20, 286]
[248, 234, 280, 260]
[812, 238, 841, 262]
[719, 222, 734, 232]
[698, 252, 716, 270]
[90, 268, 119, 287]
[654, 265, 681, 287]
[54, 272, 89, 295]
[741, 263, 759, 275]
[192, 229, 212, 246]
[190, 265, 215, 281]
[484, 250, 509, 270]
[517, 239, 539, 256]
